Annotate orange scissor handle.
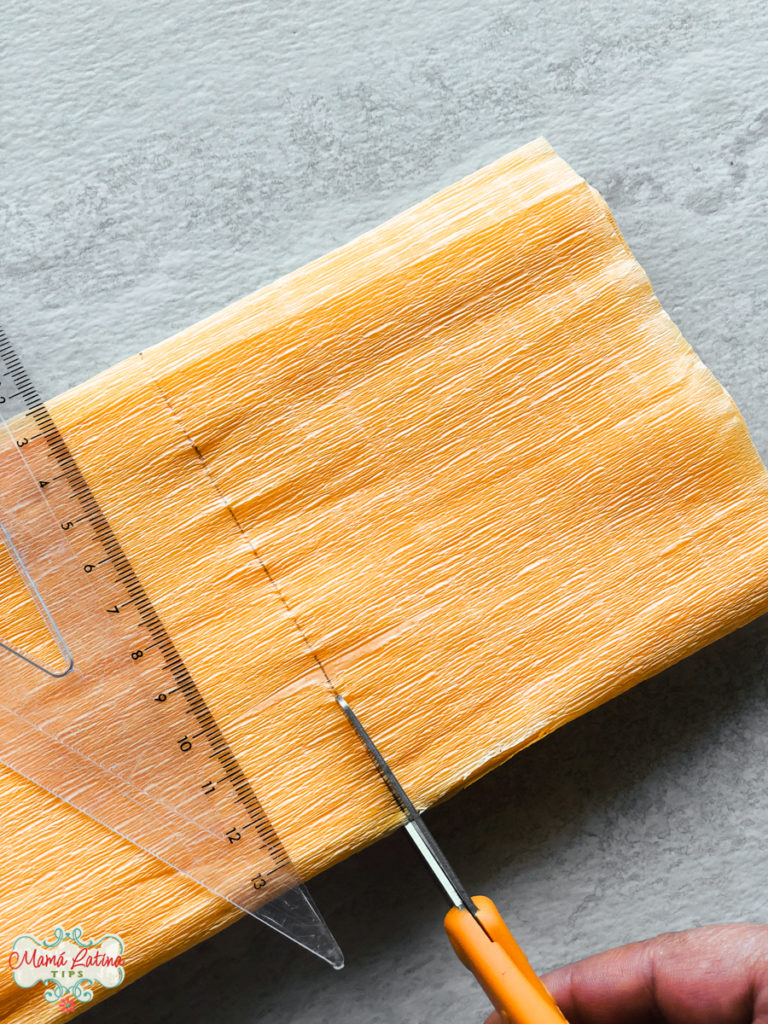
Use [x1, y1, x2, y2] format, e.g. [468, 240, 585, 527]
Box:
[444, 895, 569, 1023]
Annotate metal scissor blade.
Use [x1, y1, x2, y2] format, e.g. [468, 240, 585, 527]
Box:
[334, 694, 477, 914]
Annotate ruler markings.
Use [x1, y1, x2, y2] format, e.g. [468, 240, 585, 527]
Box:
[0, 330, 290, 878]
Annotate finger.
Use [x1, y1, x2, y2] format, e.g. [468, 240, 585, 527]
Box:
[483, 923, 768, 1024]
[542, 924, 768, 1024]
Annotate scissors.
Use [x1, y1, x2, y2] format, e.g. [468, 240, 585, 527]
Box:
[335, 695, 569, 1023]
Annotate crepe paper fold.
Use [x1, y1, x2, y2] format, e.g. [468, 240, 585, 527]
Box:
[1, 137, 766, 1020]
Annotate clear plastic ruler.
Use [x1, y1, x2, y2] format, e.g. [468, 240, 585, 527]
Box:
[0, 328, 343, 969]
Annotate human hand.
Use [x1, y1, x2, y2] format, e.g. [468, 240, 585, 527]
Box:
[484, 923, 768, 1023]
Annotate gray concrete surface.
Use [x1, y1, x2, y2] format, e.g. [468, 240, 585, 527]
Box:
[3, 1, 768, 1021]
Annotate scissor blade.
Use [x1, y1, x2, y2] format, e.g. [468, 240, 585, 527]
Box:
[334, 694, 476, 913]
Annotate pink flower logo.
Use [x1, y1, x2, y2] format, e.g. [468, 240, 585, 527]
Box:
[59, 995, 78, 1014]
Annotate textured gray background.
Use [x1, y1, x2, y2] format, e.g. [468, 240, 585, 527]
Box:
[3, 1, 768, 1021]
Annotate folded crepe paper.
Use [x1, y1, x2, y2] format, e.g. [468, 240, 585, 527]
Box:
[1, 137, 767, 1020]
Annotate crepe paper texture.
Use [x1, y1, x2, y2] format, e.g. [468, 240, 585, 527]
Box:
[0, 137, 766, 1020]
